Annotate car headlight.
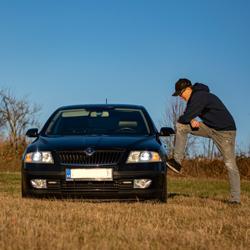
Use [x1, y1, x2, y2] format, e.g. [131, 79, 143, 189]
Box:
[126, 151, 162, 163]
[24, 151, 54, 164]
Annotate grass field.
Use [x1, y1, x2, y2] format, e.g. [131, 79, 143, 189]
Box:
[0, 172, 250, 250]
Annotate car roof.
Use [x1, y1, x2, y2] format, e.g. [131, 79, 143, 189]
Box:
[56, 104, 146, 111]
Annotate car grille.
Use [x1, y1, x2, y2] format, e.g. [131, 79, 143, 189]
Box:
[46, 180, 133, 192]
[57, 150, 124, 166]
[61, 181, 117, 192]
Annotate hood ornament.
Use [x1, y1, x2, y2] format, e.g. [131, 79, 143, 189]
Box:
[84, 147, 95, 156]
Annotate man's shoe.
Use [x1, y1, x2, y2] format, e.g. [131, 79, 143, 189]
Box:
[166, 159, 182, 173]
[225, 200, 241, 205]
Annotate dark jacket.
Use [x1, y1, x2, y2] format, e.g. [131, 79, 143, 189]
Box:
[178, 83, 236, 131]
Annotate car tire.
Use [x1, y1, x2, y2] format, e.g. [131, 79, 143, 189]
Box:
[158, 189, 167, 203]
[157, 177, 167, 203]
[21, 175, 29, 198]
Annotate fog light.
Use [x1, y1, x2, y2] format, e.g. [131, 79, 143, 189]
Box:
[133, 179, 152, 189]
[30, 179, 47, 189]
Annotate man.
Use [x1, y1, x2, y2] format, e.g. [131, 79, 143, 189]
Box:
[167, 78, 241, 204]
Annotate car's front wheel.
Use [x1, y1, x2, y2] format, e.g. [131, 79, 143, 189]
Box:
[159, 189, 167, 203]
[21, 174, 29, 198]
[157, 177, 167, 203]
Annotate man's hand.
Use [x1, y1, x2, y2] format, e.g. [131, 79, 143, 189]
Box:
[190, 119, 201, 128]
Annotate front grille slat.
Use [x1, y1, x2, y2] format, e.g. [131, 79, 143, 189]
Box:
[115, 152, 120, 163]
[57, 150, 124, 166]
[103, 152, 107, 165]
[111, 152, 115, 164]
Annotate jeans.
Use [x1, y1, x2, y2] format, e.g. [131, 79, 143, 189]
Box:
[174, 122, 241, 202]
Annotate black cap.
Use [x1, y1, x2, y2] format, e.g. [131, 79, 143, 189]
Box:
[172, 78, 192, 96]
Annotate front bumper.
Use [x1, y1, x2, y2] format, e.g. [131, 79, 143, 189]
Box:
[22, 163, 166, 200]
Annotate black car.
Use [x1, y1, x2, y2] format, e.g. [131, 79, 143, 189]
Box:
[22, 104, 174, 202]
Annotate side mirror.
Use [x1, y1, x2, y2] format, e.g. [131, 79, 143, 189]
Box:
[26, 128, 39, 138]
[159, 127, 175, 137]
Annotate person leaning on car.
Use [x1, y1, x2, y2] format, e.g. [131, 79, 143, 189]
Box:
[167, 78, 241, 204]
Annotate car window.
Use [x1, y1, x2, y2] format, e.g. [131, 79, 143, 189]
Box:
[46, 108, 150, 136]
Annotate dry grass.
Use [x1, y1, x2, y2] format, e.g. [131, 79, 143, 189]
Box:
[179, 157, 250, 179]
[0, 173, 250, 250]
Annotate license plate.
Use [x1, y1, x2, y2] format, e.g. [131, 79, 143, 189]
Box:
[66, 168, 113, 181]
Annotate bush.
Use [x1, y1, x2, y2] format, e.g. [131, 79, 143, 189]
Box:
[169, 157, 250, 179]
[1, 141, 250, 180]
[0, 141, 26, 171]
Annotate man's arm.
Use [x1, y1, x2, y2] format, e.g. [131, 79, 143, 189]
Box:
[178, 93, 207, 124]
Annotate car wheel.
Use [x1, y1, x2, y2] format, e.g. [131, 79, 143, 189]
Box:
[21, 175, 29, 198]
[159, 189, 167, 203]
[157, 178, 167, 203]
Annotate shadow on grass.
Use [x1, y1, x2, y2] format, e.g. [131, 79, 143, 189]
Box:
[167, 192, 191, 199]
[21, 193, 240, 206]
[21, 195, 166, 204]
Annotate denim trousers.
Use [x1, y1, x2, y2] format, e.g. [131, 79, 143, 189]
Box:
[174, 122, 241, 202]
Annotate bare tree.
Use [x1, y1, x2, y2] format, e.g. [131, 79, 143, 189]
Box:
[199, 137, 218, 159]
[161, 98, 197, 158]
[0, 89, 41, 153]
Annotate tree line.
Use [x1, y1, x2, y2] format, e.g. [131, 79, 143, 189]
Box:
[0, 87, 248, 159]
[0, 89, 41, 154]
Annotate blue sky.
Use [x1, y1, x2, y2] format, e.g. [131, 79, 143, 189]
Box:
[0, 0, 249, 150]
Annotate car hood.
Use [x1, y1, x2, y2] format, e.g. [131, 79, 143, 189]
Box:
[28, 135, 161, 152]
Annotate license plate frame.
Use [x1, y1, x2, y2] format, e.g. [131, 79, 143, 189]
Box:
[65, 168, 113, 181]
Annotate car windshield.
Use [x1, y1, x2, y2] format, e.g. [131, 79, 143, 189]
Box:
[45, 108, 151, 136]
